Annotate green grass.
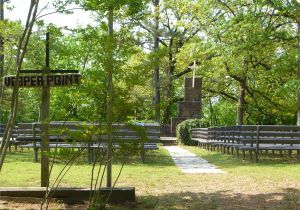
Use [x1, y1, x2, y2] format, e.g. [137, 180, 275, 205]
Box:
[1, 146, 300, 209]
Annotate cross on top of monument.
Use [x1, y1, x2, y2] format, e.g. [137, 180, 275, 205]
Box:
[192, 60, 197, 88]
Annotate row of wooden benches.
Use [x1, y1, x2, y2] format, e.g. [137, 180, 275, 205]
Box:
[0, 122, 160, 163]
[191, 125, 300, 162]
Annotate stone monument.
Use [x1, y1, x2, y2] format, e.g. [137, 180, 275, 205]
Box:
[170, 77, 202, 136]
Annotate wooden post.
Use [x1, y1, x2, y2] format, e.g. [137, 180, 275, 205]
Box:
[40, 32, 50, 187]
[106, 7, 114, 188]
[255, 126, 260, 163]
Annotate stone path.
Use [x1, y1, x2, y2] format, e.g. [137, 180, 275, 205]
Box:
[164, 146, 226, 174]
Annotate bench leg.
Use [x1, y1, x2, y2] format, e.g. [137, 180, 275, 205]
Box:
[231, 147, 234, 155]
[288, 150, 292, 158]
[141, 148, 145, 163]
[34, 148, 39, 162]
[242, 150, 245, 161]
[297, 150, 300, 161]
[33, 142, 38, 162]
[236, 148, 239, 157]
[279, 150, 283, 157]
[255, 151, 258, 163]
[87, 144, 93, 164]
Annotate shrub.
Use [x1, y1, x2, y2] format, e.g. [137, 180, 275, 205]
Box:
[176, 119, 209, 145]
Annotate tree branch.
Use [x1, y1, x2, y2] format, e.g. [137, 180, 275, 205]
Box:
[204, 87, 237, 102]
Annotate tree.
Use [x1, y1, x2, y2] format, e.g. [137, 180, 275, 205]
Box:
[56, 0, 149, 187]
[296, 2, 300, 125]
[0, 0, 40, 170]
[0, 0, 4, 123]
[185, 0, 299, 125]
[153, 0, 160, 123]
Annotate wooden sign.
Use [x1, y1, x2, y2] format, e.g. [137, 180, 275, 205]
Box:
[3, 74, 80, 88]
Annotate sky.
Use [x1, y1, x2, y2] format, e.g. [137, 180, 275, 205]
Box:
[5, 0, 95, 28]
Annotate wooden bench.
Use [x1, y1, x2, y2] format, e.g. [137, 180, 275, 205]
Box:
[0, 124, 21, 151]
[15, 122, 160, 163]
[191, 125, 300, 162]
[0, 124, 5, 143]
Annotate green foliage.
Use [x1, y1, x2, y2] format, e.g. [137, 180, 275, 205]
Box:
[117, 122, 150, 158]
[176, 119, 209, 146]
[1, 0, 300, 126]
[202, 99, 236, 126]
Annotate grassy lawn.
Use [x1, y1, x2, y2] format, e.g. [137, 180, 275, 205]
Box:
[0, 145, 300, 209]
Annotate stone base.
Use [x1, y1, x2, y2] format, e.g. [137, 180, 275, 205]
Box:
[171, 117, 188, 136]
[0, 187, 135, 204]
[178, 101, 201, 118]
[160, 124, 171, 137]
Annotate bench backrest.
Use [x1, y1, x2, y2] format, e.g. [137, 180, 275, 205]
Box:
[14, 122, 160, 143]
[0, 124, 5, 137]
[191, 125, 300, 145]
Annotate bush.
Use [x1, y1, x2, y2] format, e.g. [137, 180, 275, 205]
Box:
[176, 119, 209, 145]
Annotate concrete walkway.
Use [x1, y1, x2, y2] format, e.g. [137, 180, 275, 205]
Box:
[164, 146, 226, 174]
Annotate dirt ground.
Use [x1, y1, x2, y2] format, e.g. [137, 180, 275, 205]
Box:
[1, 188, 300, 210]
[0, 197, 88, 210]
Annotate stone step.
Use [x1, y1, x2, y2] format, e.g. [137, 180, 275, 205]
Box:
[160, 137, 178, 145]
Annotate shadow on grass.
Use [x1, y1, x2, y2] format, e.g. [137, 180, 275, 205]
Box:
[132, 188, 300, 210]
[5, 146, 175, 167]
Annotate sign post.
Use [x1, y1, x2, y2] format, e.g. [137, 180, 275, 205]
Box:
[40, 32, 51, 187]
[3, 33, 80, 187]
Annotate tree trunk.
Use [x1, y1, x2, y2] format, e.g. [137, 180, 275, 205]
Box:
[237, 79, 246, 125]
[106, 6, 114, 188]
[0, 0, 40, 171]
[153, 0, 160, 123]
[0, 0, 4, 123]
[162, 38, 174, 124]
[297, 21, 300, 126]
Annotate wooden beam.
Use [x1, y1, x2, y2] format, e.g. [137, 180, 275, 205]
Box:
[19, 70, 79, 74]
[40, 32, 50, 187]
